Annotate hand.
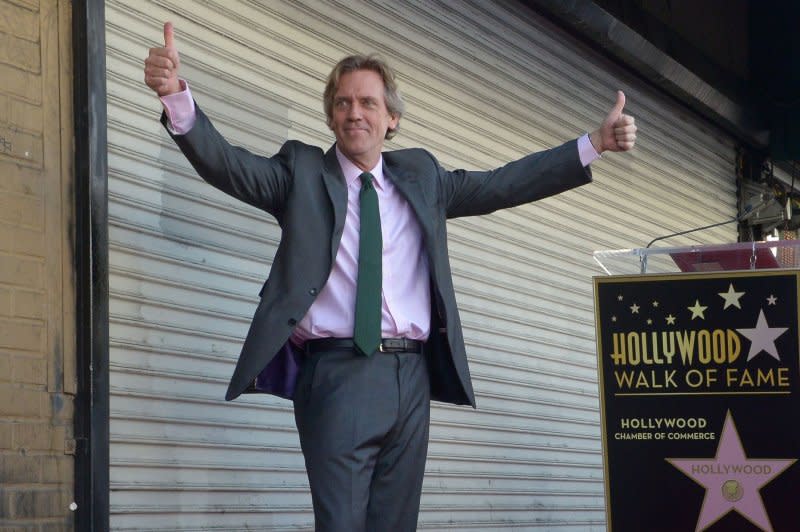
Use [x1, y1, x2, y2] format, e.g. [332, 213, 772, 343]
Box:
[144, 22, 181, 97]
[589, 91, 637, 154]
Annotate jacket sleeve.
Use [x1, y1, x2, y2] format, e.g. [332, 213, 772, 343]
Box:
[161, 104, 293, 219]
[434, 139, 592, 219]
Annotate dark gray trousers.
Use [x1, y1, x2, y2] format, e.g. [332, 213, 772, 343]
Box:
[293, 348, 431, 532]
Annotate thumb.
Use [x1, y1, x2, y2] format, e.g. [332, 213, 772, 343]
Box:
[163, 21, 175, 48]
[609, 90, 625, 118]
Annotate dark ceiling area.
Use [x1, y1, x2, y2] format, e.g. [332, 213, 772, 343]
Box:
[594, 0, 798, 160]
[593, 0, 751, 102]
[526, 0, 800, 161]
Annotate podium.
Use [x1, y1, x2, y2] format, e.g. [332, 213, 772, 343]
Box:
[593, 241, 800, 531]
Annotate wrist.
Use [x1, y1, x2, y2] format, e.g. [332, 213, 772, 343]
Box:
[159, 79, 183, 97]
[589, 130, 603, 154]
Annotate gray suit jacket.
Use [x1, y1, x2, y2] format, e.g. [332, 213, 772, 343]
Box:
[164, 106, 592, 406]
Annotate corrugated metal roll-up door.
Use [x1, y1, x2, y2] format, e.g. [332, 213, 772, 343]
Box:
[106, 0, 737, 529]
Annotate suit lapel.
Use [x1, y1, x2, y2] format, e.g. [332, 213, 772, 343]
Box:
[322, 147, 434, 265]
[321, 145, 348, 265]
[384, 162, 430, 234]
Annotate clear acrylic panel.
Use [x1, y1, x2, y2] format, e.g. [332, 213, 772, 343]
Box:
[593, 240, 800, 275]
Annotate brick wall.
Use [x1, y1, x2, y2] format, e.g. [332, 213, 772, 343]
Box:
[0, 0, 75, 530]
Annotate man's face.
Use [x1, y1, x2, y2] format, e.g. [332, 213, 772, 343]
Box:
[330, 69, 399, 171]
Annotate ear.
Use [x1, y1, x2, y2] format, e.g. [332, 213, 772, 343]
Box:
[388, 113, 399, 130]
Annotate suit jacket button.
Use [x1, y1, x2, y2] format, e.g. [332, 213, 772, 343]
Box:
[309, 288, 318, 296]
[288, 318, 297, 326]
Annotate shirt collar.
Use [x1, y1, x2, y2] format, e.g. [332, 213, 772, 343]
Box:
[335, 145, 385, 190]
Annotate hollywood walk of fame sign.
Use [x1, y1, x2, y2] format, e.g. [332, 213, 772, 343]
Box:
[594, 270, 800, 531]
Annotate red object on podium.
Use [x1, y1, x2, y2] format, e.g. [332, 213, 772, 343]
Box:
[671, 248, 780, 272]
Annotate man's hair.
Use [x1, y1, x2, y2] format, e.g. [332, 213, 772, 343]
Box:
[323, 54, 405, 140]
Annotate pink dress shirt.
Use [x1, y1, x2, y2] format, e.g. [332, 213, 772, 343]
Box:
[160, 83, 599, 344]
[292, 149, 431, 343]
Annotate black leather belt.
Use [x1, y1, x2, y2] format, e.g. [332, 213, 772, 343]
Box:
[305, 337, 423, 355]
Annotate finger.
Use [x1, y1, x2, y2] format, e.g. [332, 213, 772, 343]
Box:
[146, 49, 177, 73]
[147, 47, 171, 58]
[144, 71, 167, 85]
[144, 69, 173, 90]
[144, 59, 171, 76]
[166, 47, 180, 70]
[609, 90, 625, 117]
[151, 67, 172, 79]
[145, 54, 174, 70]
[144, 74, 164, 91]
[164, 22, 175, 48]
[615, 124, 636, 135]
[615, 114, 635, 127]
[616, 133, 636, 149]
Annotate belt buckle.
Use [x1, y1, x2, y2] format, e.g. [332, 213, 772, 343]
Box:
[378, 339, 414, 353]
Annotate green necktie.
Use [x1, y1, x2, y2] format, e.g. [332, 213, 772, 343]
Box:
[353, 172, 382, 356]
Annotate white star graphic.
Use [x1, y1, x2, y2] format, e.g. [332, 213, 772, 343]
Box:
[737, 309, 789, 361]
[630, 303, 640, 314]
[688, 300, 708, 320]
[617, 294, 624, 301]
[767, 295, 777, 306]
[652, 300, 660, 308]
[611, 315, 617, 322]
[646, 318, 653, 325]
[666, 314, 676, 325]
[718, 283, 745, 309]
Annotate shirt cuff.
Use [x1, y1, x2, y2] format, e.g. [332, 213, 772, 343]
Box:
[160, 79, 196, 135]
[577, 133, 601, 167]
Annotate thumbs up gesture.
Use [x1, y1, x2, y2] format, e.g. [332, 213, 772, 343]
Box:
[589, 91, 637, 153]
[144, 22, 181, 96]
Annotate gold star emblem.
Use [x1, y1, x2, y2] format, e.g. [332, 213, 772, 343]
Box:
[630, 303, 640, 314]
[665, 314, 676, 325]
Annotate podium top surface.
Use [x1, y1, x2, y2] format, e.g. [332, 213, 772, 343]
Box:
[593, 240, 800, 275]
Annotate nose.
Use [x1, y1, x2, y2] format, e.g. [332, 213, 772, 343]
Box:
[346, 102, 362, 120]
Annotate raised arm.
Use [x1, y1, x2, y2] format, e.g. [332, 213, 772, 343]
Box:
[440, 92, 636, 218]
[144, 22, 293, 217]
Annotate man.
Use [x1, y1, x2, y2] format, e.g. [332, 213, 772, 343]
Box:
[144, 21, 636, 532]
